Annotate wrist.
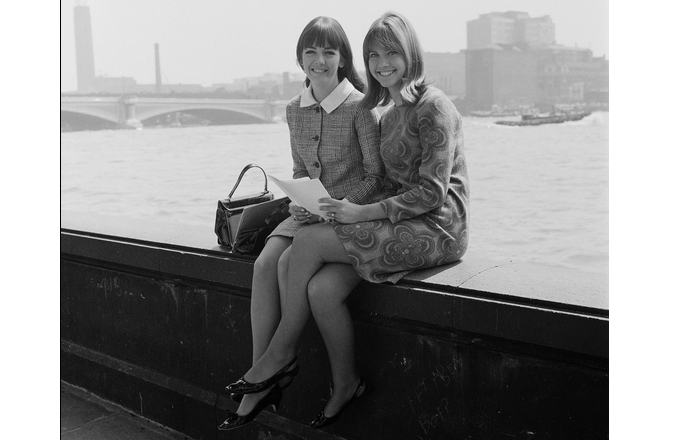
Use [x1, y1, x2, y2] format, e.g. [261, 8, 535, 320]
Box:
[360, 203, 385, 222]
[356, 204, 372, 222]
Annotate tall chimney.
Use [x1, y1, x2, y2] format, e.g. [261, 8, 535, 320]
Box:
[155, 43, 162, 94]
[74, 6, 96, 93]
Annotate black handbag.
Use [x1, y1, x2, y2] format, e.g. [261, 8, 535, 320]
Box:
[215, 164, 291, 253]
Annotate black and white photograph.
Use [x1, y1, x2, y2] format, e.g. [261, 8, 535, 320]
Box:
[50, 0, 647, 438]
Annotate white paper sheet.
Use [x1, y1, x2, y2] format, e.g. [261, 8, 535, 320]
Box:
[268, 176, 331, 220]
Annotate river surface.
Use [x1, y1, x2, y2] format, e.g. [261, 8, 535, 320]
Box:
[61, 112, 609, 274]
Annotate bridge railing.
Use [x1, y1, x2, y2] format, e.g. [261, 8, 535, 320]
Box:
[61, 96, 289, 127]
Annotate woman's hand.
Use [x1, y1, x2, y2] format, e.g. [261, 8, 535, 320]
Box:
[318, 197, 362, 224]
[290, 204, 322, 224]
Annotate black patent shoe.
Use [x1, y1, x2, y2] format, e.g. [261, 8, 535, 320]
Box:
[310, 377, 370, 429]
[226, 356, 298, 395]
[230, 365, 299, 402]
[218, 384, 282, 431]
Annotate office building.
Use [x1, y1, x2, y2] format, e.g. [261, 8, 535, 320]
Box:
[516, 15, 556, 48]
[467, 12, 555, 50]
[466, 46, 538, 111]
[424, 52, 466, 99]
[535, 46, 609, 105]
[465, 11, 607, 110]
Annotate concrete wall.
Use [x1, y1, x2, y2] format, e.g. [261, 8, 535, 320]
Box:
[60, 212, 608, 440]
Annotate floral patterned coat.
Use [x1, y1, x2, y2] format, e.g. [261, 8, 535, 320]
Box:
[334, 87, 469, 283]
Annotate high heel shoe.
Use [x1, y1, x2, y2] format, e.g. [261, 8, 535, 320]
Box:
[230, 365, 299, 403]
[310, 377, 370, 429]
[226, 356, 298, 395]
[218, 384, 282, 431]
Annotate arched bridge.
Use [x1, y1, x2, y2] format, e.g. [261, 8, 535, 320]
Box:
[61, 96, 288, 129]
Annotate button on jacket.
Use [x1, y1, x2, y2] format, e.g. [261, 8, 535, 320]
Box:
[287, 79, 383, 205]
[268, 79, 384, 239]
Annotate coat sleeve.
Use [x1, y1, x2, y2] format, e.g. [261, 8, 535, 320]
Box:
[342, 106, 384, 204]
[378, 94, 461, 223]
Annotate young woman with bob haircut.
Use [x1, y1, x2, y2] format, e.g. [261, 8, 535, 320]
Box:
[218, 16, 384, 431]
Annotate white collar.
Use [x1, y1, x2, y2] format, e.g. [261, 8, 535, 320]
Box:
[299, 78, 354, 114]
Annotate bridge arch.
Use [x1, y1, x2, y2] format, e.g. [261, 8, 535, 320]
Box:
[61, 111, 118, 131]
[60, 96, 288, 130]
[60, 97, 121, 124]
[134, 99, 273, 124]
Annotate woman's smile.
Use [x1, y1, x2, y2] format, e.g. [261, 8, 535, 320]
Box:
[368, 43, 406, 93]
[302, 46, 342, 91]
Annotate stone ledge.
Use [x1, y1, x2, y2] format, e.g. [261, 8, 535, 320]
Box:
[61, 210, 608, 313]
[61, 217, 608, 360]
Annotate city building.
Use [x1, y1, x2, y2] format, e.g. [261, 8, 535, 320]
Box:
[214, 72, 304, 99]
[466, 46, 538, 111]
[92, 76, 138, 94]
[424, 51, 466, 99]
[535, 46, 608, 105]
[467, 11, 555, 50]
[68, 5, 607, 109]
[516, 15, 556, 49]
[465, 11, 608, 111]
[282, 72, 305, 100]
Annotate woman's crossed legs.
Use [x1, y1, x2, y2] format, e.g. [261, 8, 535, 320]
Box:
[242, 223, 363, 415]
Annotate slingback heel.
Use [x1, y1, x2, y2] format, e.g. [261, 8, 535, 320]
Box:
[310, 377, 370, 429]
[230, 365, 299, 403]
[218, 384, 282, 431]
[225, 356, 298, 395]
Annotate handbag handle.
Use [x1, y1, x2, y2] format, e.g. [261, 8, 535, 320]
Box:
[227, 163, 270, 199]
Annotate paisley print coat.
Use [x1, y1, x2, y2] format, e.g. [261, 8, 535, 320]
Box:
[334, 87, 469, 283]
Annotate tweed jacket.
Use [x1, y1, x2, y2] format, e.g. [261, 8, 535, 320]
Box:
[286, 79, 383, 205]
[268, 79, 383, 239]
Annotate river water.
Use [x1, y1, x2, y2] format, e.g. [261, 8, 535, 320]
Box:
[61, 112, 609, 274]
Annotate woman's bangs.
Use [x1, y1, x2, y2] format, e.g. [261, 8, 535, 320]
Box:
[302, 24, 342, 51]
[364, 26, 401, 55]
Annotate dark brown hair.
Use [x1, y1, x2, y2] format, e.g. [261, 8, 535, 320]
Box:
[296, 17, 365, 93]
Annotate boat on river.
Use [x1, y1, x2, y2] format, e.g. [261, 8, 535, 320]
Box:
[471, 109, 521, 117]
[495, 110, 592, 126]
[470, 105, 522, 117]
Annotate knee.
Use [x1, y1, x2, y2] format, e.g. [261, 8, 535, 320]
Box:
[254, 250, 276, 274]
[292, 224, 335, 266]
[307, 277, 338, 313]
[277, 248, 290, 277]
[293, 224, 325, 252]
[254, 242, 285, 275]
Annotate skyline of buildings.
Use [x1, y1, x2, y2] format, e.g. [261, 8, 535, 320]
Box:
[463, 11, 608, 110]
[467, 11, 556, 50]
[68, 6, 608, 111]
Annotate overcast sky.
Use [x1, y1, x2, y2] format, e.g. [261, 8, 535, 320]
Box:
[60, 0, 608, 92]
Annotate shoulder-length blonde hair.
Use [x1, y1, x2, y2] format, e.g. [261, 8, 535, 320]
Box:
[361, 12, 428, 109]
